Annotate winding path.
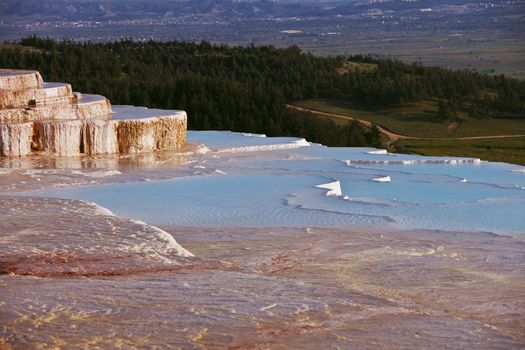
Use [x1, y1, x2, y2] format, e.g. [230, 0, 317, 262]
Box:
[286, 104, 525, 143]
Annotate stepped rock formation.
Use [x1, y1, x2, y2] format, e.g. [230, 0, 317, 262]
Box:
[0, 69, 187, 157]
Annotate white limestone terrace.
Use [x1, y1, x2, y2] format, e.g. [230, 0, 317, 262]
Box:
[0, 69, 187, 157]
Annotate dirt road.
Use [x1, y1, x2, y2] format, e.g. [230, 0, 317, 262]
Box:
[287, 104, 525, 143]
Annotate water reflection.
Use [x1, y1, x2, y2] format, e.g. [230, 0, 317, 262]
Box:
[0, 149, 192, 170]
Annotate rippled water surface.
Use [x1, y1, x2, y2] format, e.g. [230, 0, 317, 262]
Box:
[32, 131, 525, 234]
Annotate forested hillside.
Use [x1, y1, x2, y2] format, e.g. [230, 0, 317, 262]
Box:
[1, 37, 523, 148]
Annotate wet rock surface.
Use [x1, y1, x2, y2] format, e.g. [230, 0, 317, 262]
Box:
[0, 196, 524, 349]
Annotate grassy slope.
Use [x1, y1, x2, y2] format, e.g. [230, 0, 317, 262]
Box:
[294, 98, 525, 138]
[293, 98, 525, 165]
[394, 137, 525, 166]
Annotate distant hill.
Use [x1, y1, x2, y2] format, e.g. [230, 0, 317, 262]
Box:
[1, 0, 520, 22]
[1, 0, 316, 21]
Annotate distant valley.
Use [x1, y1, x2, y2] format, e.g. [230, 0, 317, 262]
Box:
[1, 0, 524, 78]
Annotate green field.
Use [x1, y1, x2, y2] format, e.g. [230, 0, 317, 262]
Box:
[293, 98, 525, 165]
[294, 98, 525, 139]
[393, 137, 525, 165]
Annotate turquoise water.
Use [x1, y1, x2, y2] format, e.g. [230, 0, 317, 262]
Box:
[33, 131, 525, 234]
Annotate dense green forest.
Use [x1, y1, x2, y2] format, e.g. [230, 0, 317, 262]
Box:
[1, 37, 524, 148]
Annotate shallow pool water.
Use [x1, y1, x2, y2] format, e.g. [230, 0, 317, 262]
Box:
[31, 131, 525, 234]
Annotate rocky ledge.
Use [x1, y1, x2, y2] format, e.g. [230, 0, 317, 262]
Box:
[0, 69, 187, 157]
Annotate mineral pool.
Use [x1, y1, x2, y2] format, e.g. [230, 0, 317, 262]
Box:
[29, 130, 525, 235]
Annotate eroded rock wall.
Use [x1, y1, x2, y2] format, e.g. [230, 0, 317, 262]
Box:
[0, 114, 187, 157]
[34, 120, 84, 157]
[83, 119, 119, 155]
[0, 122, 33, 157]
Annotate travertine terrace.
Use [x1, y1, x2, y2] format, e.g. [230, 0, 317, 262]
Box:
[0, 69, 187, 157]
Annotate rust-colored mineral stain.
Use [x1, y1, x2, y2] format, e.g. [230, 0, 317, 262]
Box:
[0, 251, 241, 278]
